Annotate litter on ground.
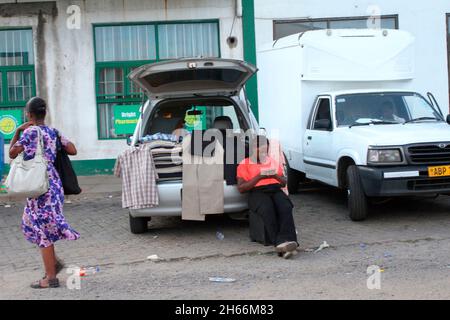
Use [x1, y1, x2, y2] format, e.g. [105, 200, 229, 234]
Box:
[209, 277, 236, 283]
[314, 241, 330, 253]
[147, 254, 163, 262]
[216, 231, 225, 240]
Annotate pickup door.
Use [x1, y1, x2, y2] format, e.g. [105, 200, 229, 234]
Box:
[303, 96, 336, 185]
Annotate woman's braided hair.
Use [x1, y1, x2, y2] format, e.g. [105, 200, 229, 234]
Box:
[25, 97, 47, 120]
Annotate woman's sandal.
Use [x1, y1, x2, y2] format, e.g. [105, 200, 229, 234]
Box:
[30, 278, 60, 289]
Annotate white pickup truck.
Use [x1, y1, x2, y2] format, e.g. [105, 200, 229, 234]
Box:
[257, 29, 450, 221]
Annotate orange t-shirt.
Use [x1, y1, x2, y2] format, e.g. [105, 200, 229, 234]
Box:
[236, 156, 283, 187]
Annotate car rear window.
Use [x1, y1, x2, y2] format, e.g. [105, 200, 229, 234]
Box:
[145, 100, 244, 136]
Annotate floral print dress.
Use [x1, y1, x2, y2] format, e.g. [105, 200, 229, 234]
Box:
[14, 125, 80, 248]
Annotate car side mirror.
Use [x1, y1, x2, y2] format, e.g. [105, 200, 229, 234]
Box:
[314, 119, 332, 131]
[446, 114, 450, 125]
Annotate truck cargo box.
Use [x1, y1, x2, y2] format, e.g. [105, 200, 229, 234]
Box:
[257, 29, 415, 172]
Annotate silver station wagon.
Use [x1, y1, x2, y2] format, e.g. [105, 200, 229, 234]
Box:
[126, 58, 260, 233]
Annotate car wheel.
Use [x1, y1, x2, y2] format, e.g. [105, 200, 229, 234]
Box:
[129, 214, 150, 234]
[346, 165, 368, 221]
[287, 166, 302, 194]
[285, 159, 305, 194]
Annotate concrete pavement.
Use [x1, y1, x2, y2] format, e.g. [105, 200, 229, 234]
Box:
[1, 178, 450, 299]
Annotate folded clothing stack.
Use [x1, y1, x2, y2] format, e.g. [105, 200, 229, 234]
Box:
[143, 139, 183, 182]
[140, 132, 181, 144]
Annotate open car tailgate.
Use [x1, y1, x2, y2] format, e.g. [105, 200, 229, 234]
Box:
[128, 58, 257, 98]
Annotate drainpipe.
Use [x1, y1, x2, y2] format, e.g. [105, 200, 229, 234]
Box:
[236, 0, 242, 16]
[241, 0, 259, 120]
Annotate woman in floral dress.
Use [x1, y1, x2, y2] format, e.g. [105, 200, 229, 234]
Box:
[9, 97, 80, 289]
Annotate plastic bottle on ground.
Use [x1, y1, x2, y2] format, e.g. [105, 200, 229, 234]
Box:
[79, 266, 100, 277]
[216, 231, 225, 240]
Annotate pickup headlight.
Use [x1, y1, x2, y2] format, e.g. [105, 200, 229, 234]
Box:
[367, 148, 402, 163]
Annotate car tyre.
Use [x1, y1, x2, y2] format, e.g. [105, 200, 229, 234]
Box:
[284, 156, 305, 194]
[287, 167, 301, 194]
[129, 214, 150, 234]
[346, 165, 368, 221]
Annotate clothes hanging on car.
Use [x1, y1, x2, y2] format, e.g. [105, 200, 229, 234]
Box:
[114, 144, 159, 210]
[157, 172, 184, 182]
[142, 139, 183, 182]
[139, 132, 181, 143]
[181, 132, 224, 221]
[154, 165, 183, 174]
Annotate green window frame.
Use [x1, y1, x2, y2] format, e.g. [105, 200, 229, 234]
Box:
[0, 28, 36, 141]
[93, 20, 221, 140]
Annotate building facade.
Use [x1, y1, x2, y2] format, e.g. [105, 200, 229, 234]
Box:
[1, 0, 450, 175]
[0, 0, 255, 174]
[254, 0, 450, 119]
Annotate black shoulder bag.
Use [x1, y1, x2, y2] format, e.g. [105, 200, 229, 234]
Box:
[54, 130, 82, 195]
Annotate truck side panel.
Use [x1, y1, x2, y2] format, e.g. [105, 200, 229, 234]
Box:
[258, 45, 308, 172]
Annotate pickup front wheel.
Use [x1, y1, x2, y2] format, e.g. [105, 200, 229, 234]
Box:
[346, 165, 368, 221]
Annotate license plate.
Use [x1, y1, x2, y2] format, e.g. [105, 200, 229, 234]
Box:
[428, 165, 450, 177]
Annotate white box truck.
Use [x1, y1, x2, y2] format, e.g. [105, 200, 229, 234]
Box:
[257, 29, 450, 221]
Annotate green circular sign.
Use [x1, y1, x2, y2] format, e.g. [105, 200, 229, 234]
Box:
[0, 115, 18, 136]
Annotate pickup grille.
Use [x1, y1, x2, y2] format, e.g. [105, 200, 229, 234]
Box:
[407, 143, 450, 165]
[408, 177, 450, 191]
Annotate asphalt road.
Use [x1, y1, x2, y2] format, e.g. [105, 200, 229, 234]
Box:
[1, 183, 450, 299]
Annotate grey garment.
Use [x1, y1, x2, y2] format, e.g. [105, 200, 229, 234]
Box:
[182, 135, 224, 221]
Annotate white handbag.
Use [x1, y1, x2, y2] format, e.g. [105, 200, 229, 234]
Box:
[5, 126, 49, 198]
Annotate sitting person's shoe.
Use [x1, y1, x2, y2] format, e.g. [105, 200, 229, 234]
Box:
[276, 241, 298, 253]
[282, 251, 295, 259]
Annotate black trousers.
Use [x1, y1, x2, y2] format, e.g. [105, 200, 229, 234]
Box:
[248, 186, 298, 246]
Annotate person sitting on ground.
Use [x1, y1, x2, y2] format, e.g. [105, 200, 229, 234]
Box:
[236, 135, 299, 259]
